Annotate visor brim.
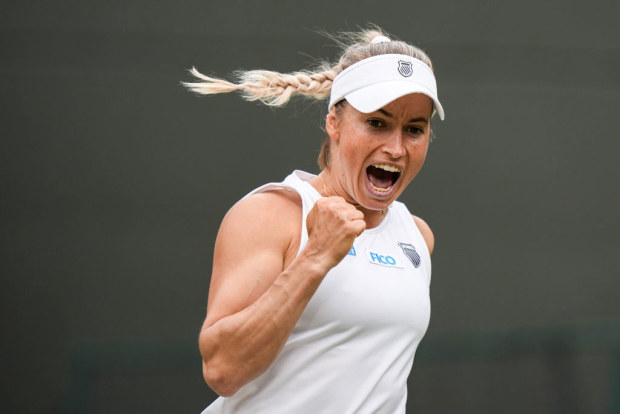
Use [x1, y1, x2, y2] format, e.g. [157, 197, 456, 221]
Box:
[344, 81, 445, 120]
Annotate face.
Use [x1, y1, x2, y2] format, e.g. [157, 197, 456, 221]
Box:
[325, 93, 433, 212]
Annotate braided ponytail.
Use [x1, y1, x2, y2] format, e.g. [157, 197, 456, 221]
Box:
[184, 26, 432, 107]
[183, 65, 337, 107]
[184, 25, 435, 168]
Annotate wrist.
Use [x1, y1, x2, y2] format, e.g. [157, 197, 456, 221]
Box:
[295, 245, 338, 278]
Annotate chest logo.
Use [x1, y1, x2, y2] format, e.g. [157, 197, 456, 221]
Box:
[366, 249, 403, 268]
[398, 242, 421, 268]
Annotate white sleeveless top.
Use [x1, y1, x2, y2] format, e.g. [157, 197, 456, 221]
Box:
[202, 170, 431, 414]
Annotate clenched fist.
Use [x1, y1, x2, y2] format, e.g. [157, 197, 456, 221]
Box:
[304, 196, 366, 271]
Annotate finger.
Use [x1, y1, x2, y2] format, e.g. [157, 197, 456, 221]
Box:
[352, 220, 366, 237]
[350, 209, 365, 220]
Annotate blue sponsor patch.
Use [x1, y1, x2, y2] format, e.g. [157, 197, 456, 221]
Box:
[366, 249, 403, 268]
[347, 246, 356, 256]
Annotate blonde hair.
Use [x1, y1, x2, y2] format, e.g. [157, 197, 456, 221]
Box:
[183, 26, 435, 168]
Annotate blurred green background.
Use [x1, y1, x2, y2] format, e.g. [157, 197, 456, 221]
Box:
[2, 0, 619, 413]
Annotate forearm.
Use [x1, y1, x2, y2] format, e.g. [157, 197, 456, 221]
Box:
[199, 252, 328, 396]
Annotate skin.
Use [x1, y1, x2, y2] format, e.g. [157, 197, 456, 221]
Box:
[320, 93, 435, 240]
[198, 92, 435, 397]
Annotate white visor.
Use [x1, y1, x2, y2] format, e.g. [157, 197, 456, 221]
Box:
[328, 54, 444, 120]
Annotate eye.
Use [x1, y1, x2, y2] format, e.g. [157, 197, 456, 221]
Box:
[405, 125, 425, 135]
[367, 118, 385, 128]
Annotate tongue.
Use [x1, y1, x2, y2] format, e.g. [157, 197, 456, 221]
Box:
[367, 166, 393, 189]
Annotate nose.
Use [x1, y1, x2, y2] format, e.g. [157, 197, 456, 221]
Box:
[382, 130, 406, 159]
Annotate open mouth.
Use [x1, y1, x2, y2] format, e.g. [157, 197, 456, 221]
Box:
[366, 164, 401, 193]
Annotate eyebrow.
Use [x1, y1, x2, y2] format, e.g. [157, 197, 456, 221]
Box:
[377, 109, 429, 124]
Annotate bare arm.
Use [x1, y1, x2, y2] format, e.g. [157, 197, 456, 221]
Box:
[200, 191, 365, 397]
[413, 215, 434, 255]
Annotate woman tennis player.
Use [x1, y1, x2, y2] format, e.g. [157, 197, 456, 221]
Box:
[184, 26, 445, 413]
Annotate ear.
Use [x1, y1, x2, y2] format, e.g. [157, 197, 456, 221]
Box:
[325, 107, 341, 141]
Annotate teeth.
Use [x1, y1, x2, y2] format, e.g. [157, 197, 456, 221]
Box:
[373, 164, 401, 173]
[370, 183, 391, 192]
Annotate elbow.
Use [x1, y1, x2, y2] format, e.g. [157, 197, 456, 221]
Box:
[199, 322, 258, 397]
[202, 359, 242, 397]
[199, 331, 243, 397]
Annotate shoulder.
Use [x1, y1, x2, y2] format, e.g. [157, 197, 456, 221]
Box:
[221, 189, 302, 242]
[206, 189, 303, 324]
[217, 188, 303, 266]
[230, 188, 302, 218]
[412, 215, 434, 255]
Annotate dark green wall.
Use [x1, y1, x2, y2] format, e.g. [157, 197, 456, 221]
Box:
[2, 1, 619, 413]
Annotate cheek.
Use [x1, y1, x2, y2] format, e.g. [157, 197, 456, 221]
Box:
[338, 128, 371, 162]
[406, 142, 430, 173]
[419, 143, 430, 160]
[409, 138, 429, 156]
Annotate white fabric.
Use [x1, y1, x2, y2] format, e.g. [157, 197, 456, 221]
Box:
[201, 170, 431, 414]
[328, 54, 445, 120]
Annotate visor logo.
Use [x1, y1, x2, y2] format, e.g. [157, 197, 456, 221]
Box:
[397, 60, 413, 77]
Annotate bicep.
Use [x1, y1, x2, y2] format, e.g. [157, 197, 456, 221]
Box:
[204, 191, 301, 328]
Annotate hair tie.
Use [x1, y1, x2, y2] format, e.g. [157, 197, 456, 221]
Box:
[371, 35, 391, 44]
